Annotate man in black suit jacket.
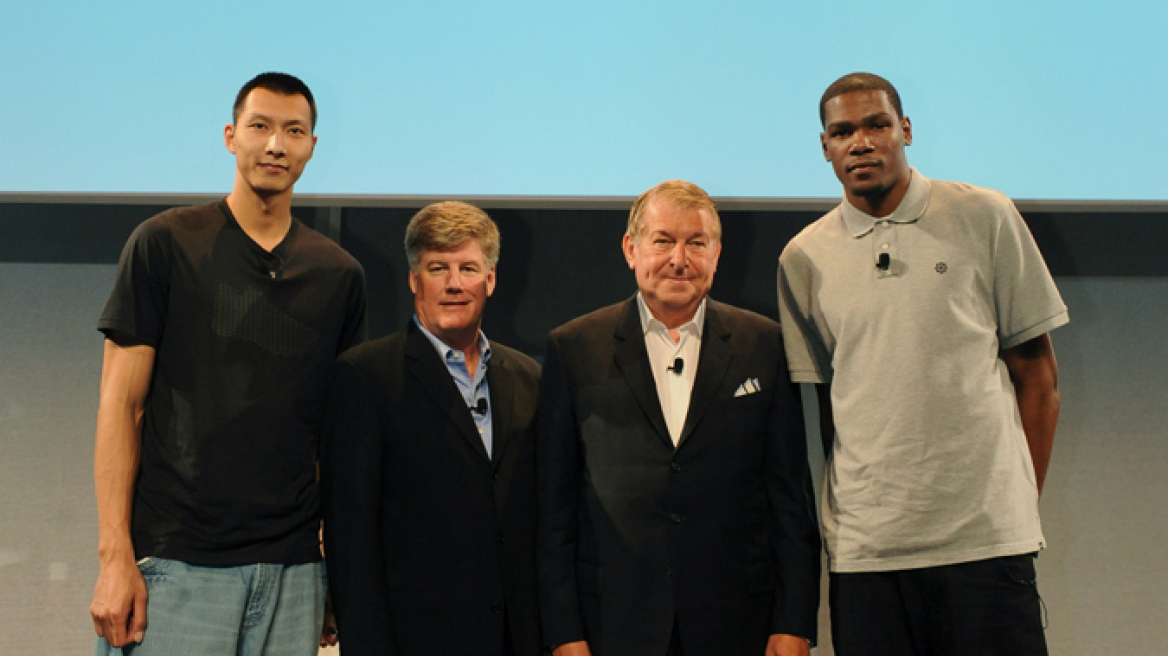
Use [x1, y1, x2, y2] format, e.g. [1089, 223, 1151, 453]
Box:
[537, 180, 821, 656]
[322, 201, 541, 656]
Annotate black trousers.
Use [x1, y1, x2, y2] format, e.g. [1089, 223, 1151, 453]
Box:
[830, 553, 1048, 656]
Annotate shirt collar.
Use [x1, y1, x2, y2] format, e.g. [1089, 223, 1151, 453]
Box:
[413, 315, 492, 366]
[841, 167, 932, 238]
[635, 292, 705, 340]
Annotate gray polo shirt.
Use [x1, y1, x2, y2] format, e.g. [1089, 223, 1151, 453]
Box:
[778, 169, 1068, 572]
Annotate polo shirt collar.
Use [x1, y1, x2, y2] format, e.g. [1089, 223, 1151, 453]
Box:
[841, 167, 932, 238]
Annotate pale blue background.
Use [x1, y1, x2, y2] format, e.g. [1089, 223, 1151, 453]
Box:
[3, 0, 1164, 199]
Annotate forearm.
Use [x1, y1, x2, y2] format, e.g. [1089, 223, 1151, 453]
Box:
[94, 339, 153, 563]
[1003, 334, 1060, 495]
[1016, 377, 1059, 494]
[94, 414, 141, 563]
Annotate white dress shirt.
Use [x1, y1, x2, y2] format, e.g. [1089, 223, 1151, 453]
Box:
[636, 293, 705, 446]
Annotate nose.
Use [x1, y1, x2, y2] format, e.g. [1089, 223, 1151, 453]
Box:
[669, 242, 688, 269]
[444, 269, 464, 291]
[265, 131, 285, 155]
[850, 131, 874, 154]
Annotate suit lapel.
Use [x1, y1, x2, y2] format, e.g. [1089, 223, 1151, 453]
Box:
[485, 347, 512, 467]
[612, 298, 673, 448]
[404, 323, 491, 462]
[679, 300, 734, 447]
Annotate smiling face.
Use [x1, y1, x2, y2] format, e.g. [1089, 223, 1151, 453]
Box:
[224, 87, 316, 200]
[409, 240, 496, 350]
[623, 198, 721, 328]
[821, 88, 913, 217]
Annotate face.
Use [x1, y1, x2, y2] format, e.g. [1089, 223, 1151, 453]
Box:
[623, 199, 721, 326]
[225, 88, 317, 198]
[821, 89, 913, 216]
[409, 240, 496, 348]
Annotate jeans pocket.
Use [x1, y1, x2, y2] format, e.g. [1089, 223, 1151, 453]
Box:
[136, 556, 172, 581]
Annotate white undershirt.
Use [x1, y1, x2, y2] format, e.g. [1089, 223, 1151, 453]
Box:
[636, 293, 705, 446]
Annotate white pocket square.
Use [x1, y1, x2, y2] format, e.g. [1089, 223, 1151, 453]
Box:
[733, 377, 761, 397]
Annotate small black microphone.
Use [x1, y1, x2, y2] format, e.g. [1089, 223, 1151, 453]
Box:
[264, 254, 286, 279]
[668, 358, 684, 375]
[876, 252, 891, 270]
[469, 397, 488, 414]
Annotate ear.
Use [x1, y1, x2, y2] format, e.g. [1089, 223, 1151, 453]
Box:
[820, 132, 830, 161]
[710, 239, 722, 274]
[902, 116, 912, 146]
[224, 124, 236, 153]
[408, 268, 418, 294]
[485, 267, 497, 297]
[622, 233, 637, 270]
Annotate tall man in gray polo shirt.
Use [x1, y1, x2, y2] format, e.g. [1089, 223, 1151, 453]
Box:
[778, 72, 1066, 655]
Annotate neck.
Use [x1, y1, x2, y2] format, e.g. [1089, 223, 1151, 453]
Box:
[647, 302, 700, 342]
[226, 181, 294, 252]
[851, 167, 912, 218]
[448, 329, 482, 378]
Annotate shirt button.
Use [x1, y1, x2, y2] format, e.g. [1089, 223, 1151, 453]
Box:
[497, 533, 507, 544]
[670, 513, 684, 524]
[491, 602, 502, 614]
[670, 462, 682, 473]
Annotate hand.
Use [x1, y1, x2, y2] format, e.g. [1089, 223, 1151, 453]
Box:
[766, 633, 811, 656]
[319, 593, 339, 647]
[90, 556, 147, 648]
[553, 640, 593, 656]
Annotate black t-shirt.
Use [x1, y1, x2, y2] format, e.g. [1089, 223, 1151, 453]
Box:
[99, 200, 367, 565]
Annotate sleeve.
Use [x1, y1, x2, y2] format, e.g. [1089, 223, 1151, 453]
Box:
[535, 331, 587, 649]
[991, 199, 1070, 348]
[338, 263, 369, 352]
[98, 219, 171, 346]
[765, 335, 823, 642]
[320, 355, 398, 656]
[777, 241, 832, 384]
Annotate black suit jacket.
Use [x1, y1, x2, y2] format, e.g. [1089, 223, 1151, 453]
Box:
[537, 298, 820, 656]
[322, 321, 542, 656]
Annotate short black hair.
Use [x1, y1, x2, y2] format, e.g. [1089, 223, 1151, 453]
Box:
[233, 72, 317, 129]
[819, 72, 903, 127]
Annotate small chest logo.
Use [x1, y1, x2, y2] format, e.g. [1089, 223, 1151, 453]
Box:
[935, 262, 948, 274]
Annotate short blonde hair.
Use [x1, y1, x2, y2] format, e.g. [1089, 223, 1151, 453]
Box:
[404, 201, 501, 270]
[626, 179, 721, 241]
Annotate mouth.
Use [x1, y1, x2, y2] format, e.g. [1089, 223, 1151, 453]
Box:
[846, 161, 879, 174]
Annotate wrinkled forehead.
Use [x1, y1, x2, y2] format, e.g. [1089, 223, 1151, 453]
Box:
[642, 200, 721, 239]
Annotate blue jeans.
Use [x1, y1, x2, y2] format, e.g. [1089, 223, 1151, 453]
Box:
[96, 558, 326, 656]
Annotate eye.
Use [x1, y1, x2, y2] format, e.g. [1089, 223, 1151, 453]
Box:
[686, 239, 707, 251]
[288, 126, 307, 136]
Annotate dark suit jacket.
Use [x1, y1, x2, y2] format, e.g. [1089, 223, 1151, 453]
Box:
[537, 298, 820, 656]
[322, 321, 542, 656]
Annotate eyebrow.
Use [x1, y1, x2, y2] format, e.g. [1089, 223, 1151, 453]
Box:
[826, 111, 895, 131]
[242, 112, 309, 127]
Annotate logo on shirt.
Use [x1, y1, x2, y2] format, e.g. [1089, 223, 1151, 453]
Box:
[935, 262, 948, 274]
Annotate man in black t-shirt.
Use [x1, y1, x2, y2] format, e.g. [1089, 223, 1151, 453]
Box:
[89, 72, 366, 656]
